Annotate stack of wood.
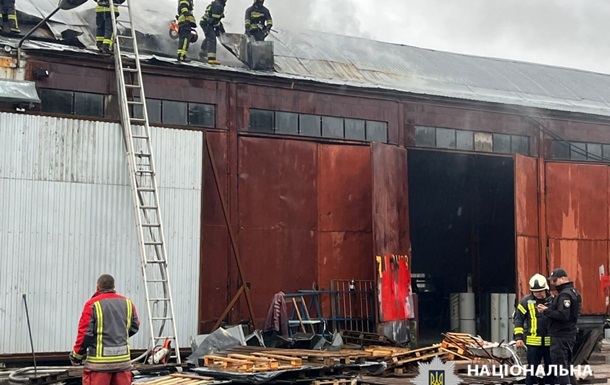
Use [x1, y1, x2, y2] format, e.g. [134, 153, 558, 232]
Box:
[135, 373, 221, 385]
[440, 332, 486, 360]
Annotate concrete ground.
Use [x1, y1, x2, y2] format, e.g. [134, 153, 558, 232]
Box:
[590, 342, 610, 384]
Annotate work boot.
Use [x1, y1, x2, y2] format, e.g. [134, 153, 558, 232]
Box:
[101, 46, 111, 55]
[207, 59, 220, 65]
[10, 27, 21, 33]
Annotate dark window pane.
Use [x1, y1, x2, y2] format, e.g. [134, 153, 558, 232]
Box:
[41, 89, 73, 114]
[587, 143, 602, 161]
[474, 132, 493, 152]
[570, 142, 587, 161]
[366, 121, 388, 142]
[603, 145, 610, 160]
[322, 116, 344, 138]
[147, 99, 162, 124]
[345, 119, 365, 140]
[249, 109, 274, 133]
[493, 133, 511, 153]
[551, 140, 570, 159]
[74, 92, 104, 117]
[511, 135, 529, 155]
[275, 111, 298, 134]
[456, 130, 473, 150]
[299, 114, 321, 136]
[162, 101, 187, 125]
[436, 128, 456, 149]
[189, 103, 215, 127]
[415, 126, 435, 147]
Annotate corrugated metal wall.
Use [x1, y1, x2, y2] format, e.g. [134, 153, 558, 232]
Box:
[0, 112, 202, 354]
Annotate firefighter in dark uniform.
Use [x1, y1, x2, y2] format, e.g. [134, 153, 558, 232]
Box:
[95, 0, 123, 54]
[537, 268, 582, 385]
[176, 0, 197, 61]
[199, 0, 226, 65]
[0, 0, 20, 33]
[514, 274, 554, 385]
[244, 0, 272, 41]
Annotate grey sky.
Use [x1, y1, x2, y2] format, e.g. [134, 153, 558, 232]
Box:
[158, 0, 610, 74]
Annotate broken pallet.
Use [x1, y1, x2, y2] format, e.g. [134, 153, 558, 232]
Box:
[135, 373, 219, 385]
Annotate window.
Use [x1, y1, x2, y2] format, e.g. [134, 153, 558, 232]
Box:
[74, 92, 104, 117]
[587, 143, 602, 160]
[146, 99, 162, 124]
[299, 114, 320, 137]
[162, 101, 187, 125]
[41, 89, 73, 114]
[570, 142, 587, 161]
[436, 128, 456, 149]
[345, 119, 366, 140]
[551, 140, 610, 162]
[249, 109, 274, 132]
[188, 103, 215, 127]
[246, 108, 389, 143]
[322, 116, 343, 138]
[551, 141, 570, 160]
[415, 126, 436, 147]
[456, 130, 474, 151]
[493, 134, 511, 154]
[276, 111, 298, 134]
[416, 127, 529, 155]
[366, 121, 388, 142]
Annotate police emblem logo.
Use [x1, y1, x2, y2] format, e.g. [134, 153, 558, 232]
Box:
[564, 299, 571, 308]
[430, 370, 444, 385]
[414, 356, 461, 385]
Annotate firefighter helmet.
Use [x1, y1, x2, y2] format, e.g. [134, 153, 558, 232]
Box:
[529, 273, 549, 292]
[190, 29, 199, 43]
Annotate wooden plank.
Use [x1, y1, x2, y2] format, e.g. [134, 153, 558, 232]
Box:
[252, 352, 303, 366]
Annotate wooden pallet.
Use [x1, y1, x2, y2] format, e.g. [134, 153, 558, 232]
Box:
[228, 346, 368, 366]
[136, 373, 219, 385]
[203, 352, 303, 373]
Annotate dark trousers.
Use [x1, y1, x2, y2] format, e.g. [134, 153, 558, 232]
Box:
[550, 335, 577, 385]
[0, 0, 18, 31]
[177, 22, 191, 60]
[526, 345, 554, 385]
[248, 29, 267, 41]
[83, 369, 131, 385]
[200, 24, 217, 61]
[95, 11, 115, 51]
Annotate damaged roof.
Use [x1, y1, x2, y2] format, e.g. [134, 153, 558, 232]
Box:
[9, 0, 610, 118]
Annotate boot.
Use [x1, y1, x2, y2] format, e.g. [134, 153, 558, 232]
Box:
[9, 19, 20, 33]
[207, 59, 220, 65]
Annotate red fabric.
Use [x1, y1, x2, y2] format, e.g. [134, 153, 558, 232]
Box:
[83, 369, 132, 385]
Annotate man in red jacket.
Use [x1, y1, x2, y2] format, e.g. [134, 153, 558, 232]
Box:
[70, 274, 140, 385]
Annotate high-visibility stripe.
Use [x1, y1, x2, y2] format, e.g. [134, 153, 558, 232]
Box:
[528, 302, 537, 336]
[544, 336, 551, 346]
[517, 304, 527, 314]
[87, 354, 131, 363]
[513, 327, 524, 335]
[94, 302, 104, 358]
[526, 335, 542, 346]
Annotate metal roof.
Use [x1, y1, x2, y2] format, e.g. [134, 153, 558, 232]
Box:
[7, 0, 610, 118]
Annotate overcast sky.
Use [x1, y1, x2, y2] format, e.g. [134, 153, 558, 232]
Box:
[196, 0, 610, 75]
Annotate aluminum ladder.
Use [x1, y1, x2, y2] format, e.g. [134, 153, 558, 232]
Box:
[108, 0, 181, 364]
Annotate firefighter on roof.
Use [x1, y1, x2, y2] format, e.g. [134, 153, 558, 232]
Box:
[95, 0, 124, 54]
[244, 0, 272, 41]
[0, 0, 20, 33]
[199, 0, 226, 65]
[176, 0, 197, 62]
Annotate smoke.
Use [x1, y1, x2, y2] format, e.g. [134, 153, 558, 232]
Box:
[129, 0, 610, 74]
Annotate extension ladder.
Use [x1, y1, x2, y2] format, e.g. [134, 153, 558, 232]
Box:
[108, 0, 181, 364]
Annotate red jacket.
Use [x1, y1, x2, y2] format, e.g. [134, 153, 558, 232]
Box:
[72, 290, 139, 369]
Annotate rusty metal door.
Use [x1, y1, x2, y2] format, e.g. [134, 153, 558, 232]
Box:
[514, 154, 541, 298]
[371, 142, 412, 342]
[544, 161, 610, 315]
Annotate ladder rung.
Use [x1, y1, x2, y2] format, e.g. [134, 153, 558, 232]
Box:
[140, 205, 158, 210]
[153, 336, 175, 340]
[150, 299, 170, 303]
[135, 153, 151, 157]
[146, 279, 168, 283]
[136, 171, 155, 176]
[146, 259, 166, 264]
[128, 101, 143, 106]
[132, 135, 149, 139]
[125, 84, 141, 88]
[151, 317, 173, 321]
[142, 223, 161, 227]
[130, 118, 146, 123]
[123, 68, 139, 73]
[118, 35, 133, 39]
[137, 187, 155, 192]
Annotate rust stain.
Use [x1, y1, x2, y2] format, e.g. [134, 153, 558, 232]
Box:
[516, 236, 540, 297]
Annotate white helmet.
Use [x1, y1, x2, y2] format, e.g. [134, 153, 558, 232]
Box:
[529, 273, 549, 292]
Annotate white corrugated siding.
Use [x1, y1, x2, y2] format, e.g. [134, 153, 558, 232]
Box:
[0, 112, 202, 354]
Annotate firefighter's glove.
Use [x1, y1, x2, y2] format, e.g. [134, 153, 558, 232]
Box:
[69, 352, 83, 366]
